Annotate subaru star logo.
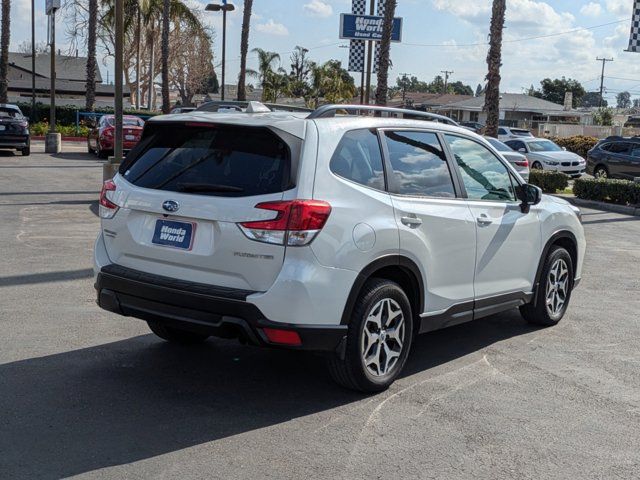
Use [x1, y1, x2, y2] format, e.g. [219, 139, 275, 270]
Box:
[162, 200, 180, 213]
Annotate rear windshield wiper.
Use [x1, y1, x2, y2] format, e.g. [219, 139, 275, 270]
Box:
[176, 182, 244, 193]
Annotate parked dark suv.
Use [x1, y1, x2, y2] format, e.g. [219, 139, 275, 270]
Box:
[587, 136, 640, 179]
[0, 104, 30, 156]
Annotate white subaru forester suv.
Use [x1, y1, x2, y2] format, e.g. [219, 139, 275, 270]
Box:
[94, 103, 585, 392]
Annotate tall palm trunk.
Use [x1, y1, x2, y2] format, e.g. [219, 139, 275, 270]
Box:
[484, 0, 506, 138]
[375, 0, 396, 106]
[85, 0, 98, 111]
[237, 0, 253, 101]
[161, 0, 170, 113]
[147, 26, 155, 110]
[0, 0, 11, 103]
[135, 9, 141, 110]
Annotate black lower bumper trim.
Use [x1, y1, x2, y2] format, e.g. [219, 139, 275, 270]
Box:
[96, 265, 347, 353]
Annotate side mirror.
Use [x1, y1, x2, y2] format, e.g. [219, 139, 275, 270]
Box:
[515, 183, 542, 214]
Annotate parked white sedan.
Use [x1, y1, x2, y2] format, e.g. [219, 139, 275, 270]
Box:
[505, 138, 586, 178]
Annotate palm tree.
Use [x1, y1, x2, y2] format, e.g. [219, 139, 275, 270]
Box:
[374, 0, 397, 106]
[237, 0, 253, 101]
[484, 0, 506, 138]
[85, 0, 98, 111]
[248, 48, 280, 101]
[161, 0, 170, 113]
[0, 0, 10, 103]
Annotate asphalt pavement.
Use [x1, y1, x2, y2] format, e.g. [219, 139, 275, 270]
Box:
[1, 142, 639, 479]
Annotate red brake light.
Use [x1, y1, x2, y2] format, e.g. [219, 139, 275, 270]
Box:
[515, 159, 529, 167]
[99, 179, 118, 218]
[238, 200, 331, 246]
[262, 328, 302, 346]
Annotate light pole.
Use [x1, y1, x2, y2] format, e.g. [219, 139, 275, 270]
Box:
[206, 2, 235, 101]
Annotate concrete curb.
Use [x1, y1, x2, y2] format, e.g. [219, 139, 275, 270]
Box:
[554, 194, 640, 216]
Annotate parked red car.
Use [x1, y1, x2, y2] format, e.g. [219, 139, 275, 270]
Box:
[87, 115, 145, 158]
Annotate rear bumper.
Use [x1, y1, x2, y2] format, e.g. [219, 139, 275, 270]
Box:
[95, 264, 347, 353]
[0, 135, 29, 148]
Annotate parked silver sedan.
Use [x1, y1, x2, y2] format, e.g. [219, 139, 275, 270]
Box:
[505, 138, 586, 178]
[484, 136, 530, 181]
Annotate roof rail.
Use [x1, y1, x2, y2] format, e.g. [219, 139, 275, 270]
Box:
[307, 104, 459, 125]
[195, 100, 312, 113]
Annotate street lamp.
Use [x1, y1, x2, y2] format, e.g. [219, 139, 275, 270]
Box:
[206, 2, 235, 101]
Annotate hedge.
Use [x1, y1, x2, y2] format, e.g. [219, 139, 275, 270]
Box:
[548, 135, 598, 158]
[573, 178, 640, 206]
[528, 170, 569, 193]
[30, 122, 90, 137]
[16, 102, 158, 126]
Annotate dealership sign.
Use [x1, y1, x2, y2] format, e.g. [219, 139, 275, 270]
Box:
[340, 14, 403, 42]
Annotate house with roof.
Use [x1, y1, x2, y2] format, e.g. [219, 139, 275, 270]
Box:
[388, 92, 475, 111]
[437, 93, 590, 128]
[7, 52, 130, 107]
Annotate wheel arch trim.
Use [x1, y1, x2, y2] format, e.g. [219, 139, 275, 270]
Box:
[340, 255, 424, 326]
[533, 230, 578, 303]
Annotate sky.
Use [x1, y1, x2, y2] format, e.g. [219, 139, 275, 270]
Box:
[10, 0, 640, 104]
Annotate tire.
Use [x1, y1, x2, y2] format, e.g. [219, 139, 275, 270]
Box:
[147, 321, 210, 344]
[328, 278, 413, 392]
[21, 146, 30, 156]
[97, 144, 108, 159]
[531, 161, 543, 170]
[520, 246, 574, 326]
[594, 165, 608, 179]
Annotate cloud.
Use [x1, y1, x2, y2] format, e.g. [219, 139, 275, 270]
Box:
[304, 0, 333, 18]
[431, 0, 491, 23]
[580, 2, 603, 17]
[605, 0, 632, 16]
[255, 19, 289, 36]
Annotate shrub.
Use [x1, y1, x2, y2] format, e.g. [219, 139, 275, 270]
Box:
[574, 178, 640, 206]
[29, 122, 90, 137]
[17, 102, 157, 126]
[548, 135, 598, 158]
[529, 170, 569, 193]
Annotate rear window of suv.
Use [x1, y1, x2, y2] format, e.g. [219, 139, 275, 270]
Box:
[120, 123, 293, 197]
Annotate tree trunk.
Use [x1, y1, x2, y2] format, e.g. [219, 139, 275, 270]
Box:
[135, 9, 141, 110]
[484, 0, 506, 138]
[85, 0, 98, 111]
[237, 0, 253, 101]
[147, 28, 155, 110]
[161, 0, 170, 113]
[375, 0, 396, 106]
[0, 0, 11, 103]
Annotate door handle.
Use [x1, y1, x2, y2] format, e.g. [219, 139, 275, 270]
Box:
[476, 214, 493, 226]
[401, 216, 423, 228]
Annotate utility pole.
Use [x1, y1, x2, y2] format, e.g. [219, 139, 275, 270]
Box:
[399, 72, 411, 105]
[31, 0, 36, 121]
[596, 57, 613, 108]
[114, 0, 123, 162]
[441, 70, 454, 94]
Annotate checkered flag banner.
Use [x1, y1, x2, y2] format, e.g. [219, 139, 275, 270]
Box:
[348, 0, 367, 72]
[627, 0, 640, 52]
[373, 0, 388, 74]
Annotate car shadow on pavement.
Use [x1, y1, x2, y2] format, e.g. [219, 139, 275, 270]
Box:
[0, 310, 536, 479]
[52, 152, 103, 162]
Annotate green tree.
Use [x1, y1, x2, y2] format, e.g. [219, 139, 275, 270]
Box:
[449, 81, 473, 96]
[248, 48, 281, 101]
[475, 83, 484, 97]
[593, 107, 613, 126]
[532, 77, 586, 108]
[582, 91, 606, 108]
[616, 91, 631, 109]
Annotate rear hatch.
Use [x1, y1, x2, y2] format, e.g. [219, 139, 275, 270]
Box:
[102, 121, 302, 291]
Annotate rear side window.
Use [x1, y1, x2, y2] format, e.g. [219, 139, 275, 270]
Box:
[607, 142, 630, 154]
[384, 130, 456, 198]
[121, 124, 292, 197]
[330, 129, 385, 190]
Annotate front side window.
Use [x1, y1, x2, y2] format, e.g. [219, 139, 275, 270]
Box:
[444, 134, 517, 202]
[608, 142, 630, 155]
[384, 130, 456, 198]
[329, 129, 385, 190]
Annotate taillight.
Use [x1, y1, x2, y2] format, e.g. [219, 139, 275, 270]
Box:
[238, 200, 331, 246]
[515, 159, 529, 167]
[99, 179, 118, 219]
[103, 127, 114, 138]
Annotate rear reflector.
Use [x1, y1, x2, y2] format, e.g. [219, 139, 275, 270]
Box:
[262, 328, 302, 346]
[238, 200, 331, 246]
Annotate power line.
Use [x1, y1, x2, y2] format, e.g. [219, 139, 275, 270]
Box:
[401, 18, 630, 48]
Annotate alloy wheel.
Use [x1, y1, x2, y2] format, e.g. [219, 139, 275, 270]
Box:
[361, 298, 405, 377]
[546, 258, 569, 318]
